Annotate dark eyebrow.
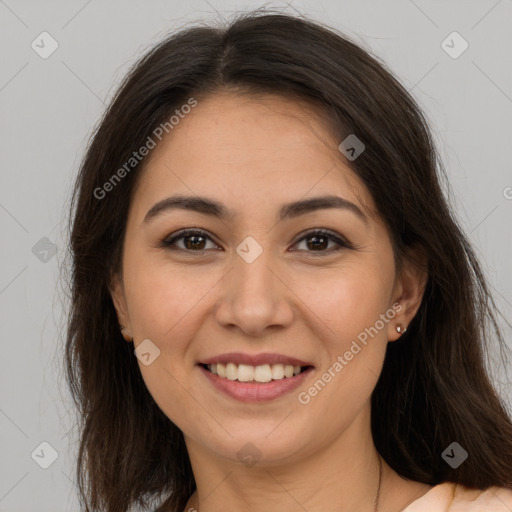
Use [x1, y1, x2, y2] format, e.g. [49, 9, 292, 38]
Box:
[143, 194, 368, 226]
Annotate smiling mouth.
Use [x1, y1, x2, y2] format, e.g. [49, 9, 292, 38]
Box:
[199, 363, 313, 383]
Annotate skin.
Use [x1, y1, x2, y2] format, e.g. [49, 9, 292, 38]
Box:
[111, 91, 431, 512]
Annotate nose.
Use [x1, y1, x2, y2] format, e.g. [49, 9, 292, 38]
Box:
[214, 246, 294, 337]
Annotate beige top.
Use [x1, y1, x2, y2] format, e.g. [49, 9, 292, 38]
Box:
[403, 482, 512, 511]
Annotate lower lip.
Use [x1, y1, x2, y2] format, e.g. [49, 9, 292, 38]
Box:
[198, 365, 314, 403]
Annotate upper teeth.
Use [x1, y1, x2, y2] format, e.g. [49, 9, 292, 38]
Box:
[208, 363, 302, 382]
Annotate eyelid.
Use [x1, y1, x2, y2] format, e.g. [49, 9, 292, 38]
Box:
[162, 228, 219, 252]
[290, 228, 354, 252]
[162, 227, 354, 254]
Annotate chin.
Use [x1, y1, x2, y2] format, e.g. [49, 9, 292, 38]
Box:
[194, 421, 316, 467]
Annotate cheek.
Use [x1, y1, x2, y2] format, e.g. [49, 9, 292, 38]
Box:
[292, 261, 393, 343]
[291, 262, 393, 406]
[125, 263, 205, 429]
[124, 246, 394, 424]
[125, 256, 214, 344]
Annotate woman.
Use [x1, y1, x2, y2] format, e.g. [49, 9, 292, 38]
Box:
[65, 9, 512, 512]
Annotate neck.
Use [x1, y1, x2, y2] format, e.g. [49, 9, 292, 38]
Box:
[184, 405, 385, 512]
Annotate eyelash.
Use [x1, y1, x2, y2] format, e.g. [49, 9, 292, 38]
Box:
[161, 228, 354, 256]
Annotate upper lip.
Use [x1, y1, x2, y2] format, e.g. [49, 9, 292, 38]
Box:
[199, 352, 314, 367]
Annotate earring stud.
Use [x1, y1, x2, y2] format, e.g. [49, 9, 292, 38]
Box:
[396, 325, 407, 334]
[120, 325, 133, 342]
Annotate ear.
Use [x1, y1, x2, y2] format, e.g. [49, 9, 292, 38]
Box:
[109, 272, 132, 337]
[387, 244, 428, 342]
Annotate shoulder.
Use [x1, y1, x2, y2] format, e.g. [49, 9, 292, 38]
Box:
[403, 482, 512, 511]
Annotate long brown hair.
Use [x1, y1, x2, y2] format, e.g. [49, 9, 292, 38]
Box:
[64, 8, 512, 512]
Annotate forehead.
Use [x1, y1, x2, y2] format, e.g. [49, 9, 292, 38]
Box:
[131, 92, 376, 222]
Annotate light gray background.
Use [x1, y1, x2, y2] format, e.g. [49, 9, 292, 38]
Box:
[1, 1, 511, 511]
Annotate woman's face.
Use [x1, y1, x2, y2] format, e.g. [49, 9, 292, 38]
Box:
[111, 91, 421, 466]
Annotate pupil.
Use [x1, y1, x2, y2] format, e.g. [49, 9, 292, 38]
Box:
[307, 235, 327, 250]
[183, 234, 328, 251]
[185, 235, 205, 250]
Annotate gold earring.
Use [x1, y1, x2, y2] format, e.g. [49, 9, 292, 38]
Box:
[120, 325, 133, 342]
[396, 325, 407, 334]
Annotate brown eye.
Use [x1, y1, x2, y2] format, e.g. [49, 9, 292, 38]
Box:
[162, 228, 353, 255]
[162, 229, 218, 252]
[304, 233, 330, 251]
[182, 234, 207, 250]
[292, 229, 352, 254]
